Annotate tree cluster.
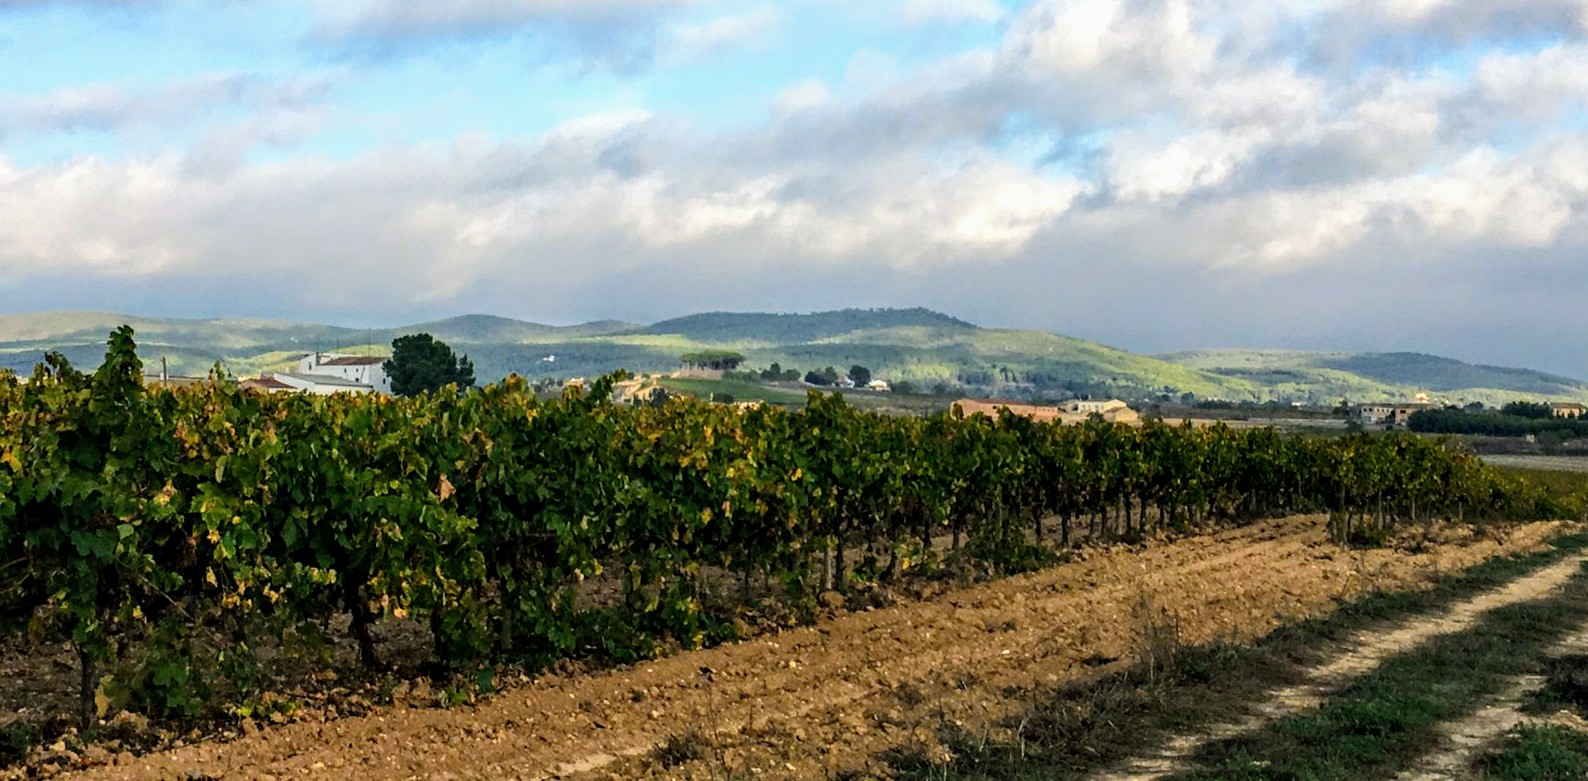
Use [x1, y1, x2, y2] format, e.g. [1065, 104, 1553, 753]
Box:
[385, 333, 475, 396]
[679, 351, 746, 371]
[1501, 401, 1555, 420]
[1407, 407, 1587, 439]
[758, 363, 802, 382]
[804, 366, 840, 386]
[801, 365, 873, 387]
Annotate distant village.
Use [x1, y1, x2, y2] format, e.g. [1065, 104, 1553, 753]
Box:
[134, 351, 1588, 437]
[138, 351, 1144, 428]
[1356, 393, 1587, 426]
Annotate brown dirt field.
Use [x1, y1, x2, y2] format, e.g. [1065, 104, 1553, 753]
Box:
[44, 516, 1572, 781]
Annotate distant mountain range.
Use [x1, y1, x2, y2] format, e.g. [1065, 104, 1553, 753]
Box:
[1, 308, 1583, 405]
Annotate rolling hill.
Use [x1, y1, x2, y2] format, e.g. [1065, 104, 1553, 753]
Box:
[1164, 349, 1588, 406]
[0, 308, 1583, 405]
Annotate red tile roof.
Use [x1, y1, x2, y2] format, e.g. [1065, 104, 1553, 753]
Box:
[240, 376, 294, 391]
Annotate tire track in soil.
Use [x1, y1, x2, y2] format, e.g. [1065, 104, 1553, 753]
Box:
[54, 518, 1569, 781]
[1095, 552, 1588, 781]
[1392, 621, 1588, 781]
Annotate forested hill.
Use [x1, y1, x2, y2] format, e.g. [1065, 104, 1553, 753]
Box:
[1, 308, 1584, 405]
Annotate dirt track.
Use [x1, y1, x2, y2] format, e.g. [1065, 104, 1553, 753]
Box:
[55, 517, 1570, 781]
[1101, 550, 1588, 781]
[1392, 623, 1588, 781]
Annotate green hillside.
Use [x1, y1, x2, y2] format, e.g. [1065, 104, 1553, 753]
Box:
[1322, 352, 1585, 395]
[1165, 349, 1588, 405]
[1, 309, 1583, 404]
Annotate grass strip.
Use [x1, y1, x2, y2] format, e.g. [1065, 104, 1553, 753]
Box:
[1168, 552, 1588, 779]
[1474, 725, 1588, 780]
[886, 530, 1588, 781]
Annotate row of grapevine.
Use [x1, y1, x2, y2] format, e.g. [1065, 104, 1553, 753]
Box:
[0, 330, 1570, 728]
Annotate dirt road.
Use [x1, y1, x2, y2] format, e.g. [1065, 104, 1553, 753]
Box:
[1392, 624, 1588, 781]
[1099, 551, 1588, 781]
[57, 517, 1570, 781]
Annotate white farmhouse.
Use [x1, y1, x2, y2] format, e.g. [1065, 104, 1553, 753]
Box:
[240, 353, 392, 396]
[294, 353, 393, 395]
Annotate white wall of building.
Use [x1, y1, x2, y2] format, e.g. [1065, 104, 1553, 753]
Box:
[1065, 399, 1127, 414]
[294, 354, 392, 394]
[269, 373, 373, 396]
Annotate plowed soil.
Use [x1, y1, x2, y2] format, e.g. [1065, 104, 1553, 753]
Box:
[53, 516, 1571, 781]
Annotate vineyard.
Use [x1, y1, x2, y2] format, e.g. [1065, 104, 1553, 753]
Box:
[0, 329, 1576, 741]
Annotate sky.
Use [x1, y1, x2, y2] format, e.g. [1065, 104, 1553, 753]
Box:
[1, 0, 1587, 375]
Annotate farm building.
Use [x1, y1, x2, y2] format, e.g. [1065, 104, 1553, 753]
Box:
[238, 375, 297, 394]
[260, 372, 379, 395]
[1358, 402, 1434, 425]
[1062, 399, 1131, 415]
[609, 376, 659, 404]
[1549, 402, 1587, 419]
[237, 352, 391, 396]
[296, 353, 392, 395]
[954, 398, 1141, 425]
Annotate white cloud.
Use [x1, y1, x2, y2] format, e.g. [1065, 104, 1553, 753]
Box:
[665, 6, 779, 62]
[0, 74, 330, 140]
[0, 156, 195, 276]
[1469, 43, 1588, 121]
[772, 80, 831, 116]
[1106, 129, 1262, 202]
[1002, 0, 1217, 83]
[1110, 137, 1588, 273]
[0, 109, 1085, 315]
